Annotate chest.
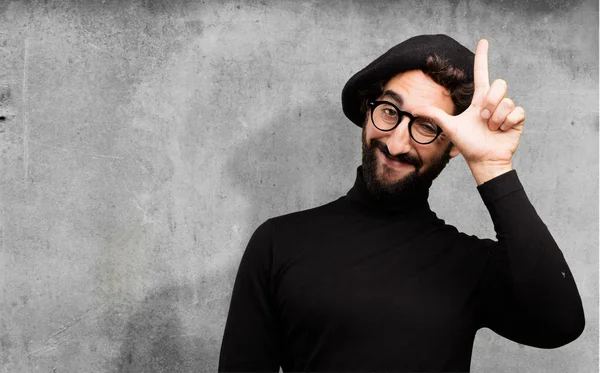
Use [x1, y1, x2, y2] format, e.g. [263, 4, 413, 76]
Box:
[274, 227, 481, 338]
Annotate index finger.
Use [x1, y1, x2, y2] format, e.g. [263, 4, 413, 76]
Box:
[472, 38, 489, 104]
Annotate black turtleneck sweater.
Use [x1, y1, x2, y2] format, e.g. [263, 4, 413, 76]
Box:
[218, 167, 585, 372]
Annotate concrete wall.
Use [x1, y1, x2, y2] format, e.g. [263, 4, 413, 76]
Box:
[0, 0, 597, 371]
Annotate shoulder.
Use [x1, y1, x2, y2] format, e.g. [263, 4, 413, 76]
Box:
[243, 197, 345, 242]
[420, 216, 499, 280]
[268, 197, 347, 229]
[425, 214, 497, 255]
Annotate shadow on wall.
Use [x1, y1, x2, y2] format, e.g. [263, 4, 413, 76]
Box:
[225, 98, 359, 230]
[114, 284, 215, 373]
[111, 99, 357, 372]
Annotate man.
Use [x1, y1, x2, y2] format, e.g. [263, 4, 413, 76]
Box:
[218, 34, 585, 372]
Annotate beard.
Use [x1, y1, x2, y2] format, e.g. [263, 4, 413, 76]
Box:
[361, 127, 452, 200]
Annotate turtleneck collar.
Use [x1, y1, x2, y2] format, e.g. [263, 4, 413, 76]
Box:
[346, 166, 432, 214]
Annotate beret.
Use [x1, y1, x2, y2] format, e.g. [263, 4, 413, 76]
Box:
[341, 34, 475, 127]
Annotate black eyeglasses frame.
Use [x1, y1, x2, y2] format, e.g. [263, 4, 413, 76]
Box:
[367, 100, 443, 145]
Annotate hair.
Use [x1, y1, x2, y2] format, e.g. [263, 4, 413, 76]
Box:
[356, 53, 475, 122]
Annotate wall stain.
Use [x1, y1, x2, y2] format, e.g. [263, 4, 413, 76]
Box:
[112, 284, 215, 372]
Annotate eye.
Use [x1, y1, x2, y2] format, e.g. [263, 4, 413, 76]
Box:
[414, 119, 438, 134]
[381, 106, 398, 118]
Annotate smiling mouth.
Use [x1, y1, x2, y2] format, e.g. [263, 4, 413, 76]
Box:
[378, 148, 413, 169]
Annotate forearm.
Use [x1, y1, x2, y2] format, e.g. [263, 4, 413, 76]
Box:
[478, 170, 585, 347]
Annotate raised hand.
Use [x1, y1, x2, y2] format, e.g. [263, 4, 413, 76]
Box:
[416, 39, 526, 185]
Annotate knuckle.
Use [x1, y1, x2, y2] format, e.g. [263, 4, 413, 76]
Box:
[513, 106, 525, 119]
[489, 111, 503, 123]
[503, 97, 515, 109]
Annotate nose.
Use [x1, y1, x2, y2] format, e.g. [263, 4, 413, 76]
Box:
[386, 117, 412, 156]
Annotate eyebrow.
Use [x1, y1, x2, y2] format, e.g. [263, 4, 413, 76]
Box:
[381, 90, 404, 107]
[382, 89, 440, 125]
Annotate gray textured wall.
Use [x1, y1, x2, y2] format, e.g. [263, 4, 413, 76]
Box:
[0, 0, 597, 372]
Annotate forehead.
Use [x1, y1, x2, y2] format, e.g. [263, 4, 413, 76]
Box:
[382, 70, 454, 114]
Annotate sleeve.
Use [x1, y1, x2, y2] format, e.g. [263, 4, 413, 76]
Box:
[473, 170, 585, 348]
[218, 220, 282, 372]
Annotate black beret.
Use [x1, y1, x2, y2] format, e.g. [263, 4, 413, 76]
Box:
[341, 34, 475, 127]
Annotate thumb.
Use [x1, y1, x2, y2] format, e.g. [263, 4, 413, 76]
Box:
[413, 105, 456, 136]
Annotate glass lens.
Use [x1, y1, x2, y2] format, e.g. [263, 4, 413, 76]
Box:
[373, 103, 400, 130]
[411, 119, 439, 143]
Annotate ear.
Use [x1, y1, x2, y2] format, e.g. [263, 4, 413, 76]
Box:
[449, 143, 460, 158]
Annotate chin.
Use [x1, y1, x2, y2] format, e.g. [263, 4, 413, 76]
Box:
[371, 163, 418, 194]
[378, 162, 412, 184]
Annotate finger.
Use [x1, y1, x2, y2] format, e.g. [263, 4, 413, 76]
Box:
[487, 96, 514, 131]
[472, 39, 490, 105]
[481, 79, 508, 126]
[413, 105, 455, 136]
[500, 106, 525, 131]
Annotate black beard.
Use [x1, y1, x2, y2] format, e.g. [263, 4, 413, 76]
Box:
[361, 127, 452, 200]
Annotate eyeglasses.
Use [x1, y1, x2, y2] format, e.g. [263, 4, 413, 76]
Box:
[367, 100, 443, 145]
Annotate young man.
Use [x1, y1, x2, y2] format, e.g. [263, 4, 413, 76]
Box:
[218, 34, 585, 372]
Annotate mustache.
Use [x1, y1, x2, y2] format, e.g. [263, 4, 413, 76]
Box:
[373, 139, 422, 168]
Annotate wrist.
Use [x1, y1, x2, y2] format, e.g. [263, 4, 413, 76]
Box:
[468, 161, 513, 186]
